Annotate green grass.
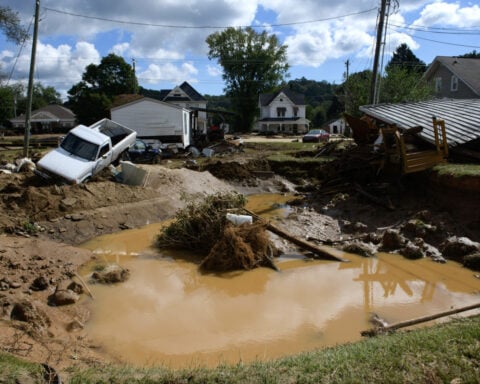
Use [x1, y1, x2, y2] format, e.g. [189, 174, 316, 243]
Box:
[434, 163, 480, 177]
[0, 353, 44, 383]
[2, 316, 478, 383]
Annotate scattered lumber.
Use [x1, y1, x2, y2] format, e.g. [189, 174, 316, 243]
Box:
[242, 208, 349, 262]
[361, 301, 480, 337]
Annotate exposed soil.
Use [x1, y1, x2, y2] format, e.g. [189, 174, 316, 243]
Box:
[0, 150, 479, 378]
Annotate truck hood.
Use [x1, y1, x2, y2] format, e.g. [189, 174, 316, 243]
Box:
[37, 147, 93, 183]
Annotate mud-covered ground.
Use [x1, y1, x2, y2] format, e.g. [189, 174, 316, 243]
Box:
[0, 151, 479, 377]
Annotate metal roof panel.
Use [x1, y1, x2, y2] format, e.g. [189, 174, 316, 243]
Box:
[359, 98, 480, 147]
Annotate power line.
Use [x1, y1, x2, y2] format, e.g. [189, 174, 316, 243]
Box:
[390, 22, 480, 35]
[390, 27, 480, 49]
[42, 6, 377, 29]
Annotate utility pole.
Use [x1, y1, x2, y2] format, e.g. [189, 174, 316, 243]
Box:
[131, 57, 136, 94]
[23, 0, 40, 158]
[345, 59, 350, 81]
[370, 0, 387, 105]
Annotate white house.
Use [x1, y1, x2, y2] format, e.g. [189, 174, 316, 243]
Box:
[158, 81, 208, 132]
[111, 97, 194, 148]
[257, 88, 310, 134]
[326, 118, 349, 135]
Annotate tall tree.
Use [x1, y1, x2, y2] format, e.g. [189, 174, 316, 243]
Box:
[207, 27, 289, 132]
[0, 6, 28, 44]
[380, 67, 433, 103]
[67, 54, 137, 125]
[385, 43, 426, 74]
[341, 70, 372, 117]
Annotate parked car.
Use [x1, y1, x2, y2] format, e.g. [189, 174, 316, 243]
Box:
[302, 129, 330, 143]
[127, 139, 162, 164]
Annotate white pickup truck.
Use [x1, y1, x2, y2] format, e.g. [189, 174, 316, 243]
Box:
[35, 118, 137, 184]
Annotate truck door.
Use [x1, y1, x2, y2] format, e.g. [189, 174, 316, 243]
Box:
[93, 143, 113, 174]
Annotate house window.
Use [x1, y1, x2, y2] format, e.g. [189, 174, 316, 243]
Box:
[277, 107, 286, 117]
[293, 107, 298, 117]
[451, 75, 458, 92]
[434, 77, 442, 92]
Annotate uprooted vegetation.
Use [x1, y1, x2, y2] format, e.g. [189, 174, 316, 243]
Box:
[156, 192, 277, 272]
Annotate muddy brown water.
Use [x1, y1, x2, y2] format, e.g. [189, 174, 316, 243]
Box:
[81, 194, 480, 368]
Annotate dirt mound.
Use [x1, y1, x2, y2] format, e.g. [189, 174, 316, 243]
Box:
[203, 160, 253, 180]
[0, 166, 235, 244]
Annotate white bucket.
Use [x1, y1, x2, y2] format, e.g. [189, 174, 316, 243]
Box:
[226, 213, 253, 226]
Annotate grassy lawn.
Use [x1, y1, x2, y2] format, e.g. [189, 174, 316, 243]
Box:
[2, 316, 479, 383]
[434, 163, 480, 178]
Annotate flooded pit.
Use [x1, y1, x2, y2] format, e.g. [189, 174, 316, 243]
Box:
[81, 194, 480, 368]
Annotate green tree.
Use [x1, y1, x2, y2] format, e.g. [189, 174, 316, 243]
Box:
[458, 50, 480, 58]
[68, 54, 137, 125]
[206, 27, 289, 132]
[13, 83, 62, 116]
[341, 70, 372, 116]
[0, 6, 28, 44]
[385, 43, 426, 75]
[380, 67, 433, 103]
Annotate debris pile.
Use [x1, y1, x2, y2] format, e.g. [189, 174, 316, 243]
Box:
[156, 192, 277, 272]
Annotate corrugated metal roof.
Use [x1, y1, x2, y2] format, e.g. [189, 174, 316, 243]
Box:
[359, 98, 480, 147]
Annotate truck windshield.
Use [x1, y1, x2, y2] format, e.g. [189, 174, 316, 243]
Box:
[60, 133, 99, 161]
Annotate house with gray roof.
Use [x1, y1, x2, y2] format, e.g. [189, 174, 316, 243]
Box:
[10, 104, 76, 134]
[257, 88, 310, 134]
[158, 81, 208, 131]
[423, 56, 480, 99]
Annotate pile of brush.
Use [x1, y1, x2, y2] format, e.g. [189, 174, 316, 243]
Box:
[156, 192, 277, 272]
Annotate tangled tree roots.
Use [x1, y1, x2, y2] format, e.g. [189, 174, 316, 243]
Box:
[157, 192, 277, 272]
[200, 222, 274, 272]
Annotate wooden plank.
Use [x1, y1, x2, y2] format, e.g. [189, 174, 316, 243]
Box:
[241, 208, 349, 262]
[361, 301, 480, 337]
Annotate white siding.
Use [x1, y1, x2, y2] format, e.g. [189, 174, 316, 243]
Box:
[111, 99, 185, 139]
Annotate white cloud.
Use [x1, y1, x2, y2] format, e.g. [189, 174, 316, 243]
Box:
[112, 42, 130, 56]
[0, 40, 100, 98]
[412, 2, 480, 28]
[138, 61, 199, 85]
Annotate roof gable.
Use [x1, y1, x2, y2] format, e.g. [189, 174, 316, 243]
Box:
[10, 104, 75, 123]
[163, 81, 206, 102]
[424, 56, 480, 96]
[259, 88, 306, 107]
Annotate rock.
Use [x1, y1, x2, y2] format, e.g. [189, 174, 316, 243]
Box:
[91, 264, 130, 284]
[67, 281, 84, 295]
[402, 219, 436, 238]
[66, 318, 85, 332]
[342, 242, 375, 257]
[440, 236, 480, 262]
[463, 252, 480, 271]
[364, 232, 382, 245]
[30, 276, 49, 291]
[10, 300, 51, 328]
[342, 220, 368, 233]
[48, 289, 80, 306]
[401, 243, 424, 260]
[379, 229, 405, 251]
[70, 213, 84, 222]
[61, 197, 77, 207]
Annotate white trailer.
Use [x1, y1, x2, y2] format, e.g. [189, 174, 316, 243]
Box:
[111, 97, 196, 149]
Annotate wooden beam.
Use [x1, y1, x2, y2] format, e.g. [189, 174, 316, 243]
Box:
[242, 208, 349, 262]
[361, 301, 480, 337]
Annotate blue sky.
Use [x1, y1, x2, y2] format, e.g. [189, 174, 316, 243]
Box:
[1, 0, 479, 100]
